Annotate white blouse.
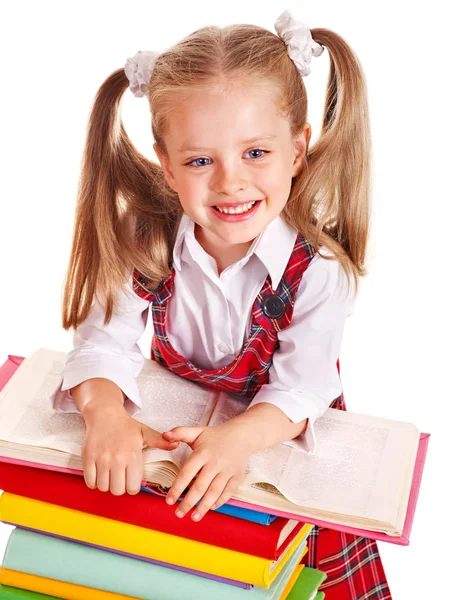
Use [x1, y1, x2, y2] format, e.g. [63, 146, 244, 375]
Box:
[50, 212, 356, 454]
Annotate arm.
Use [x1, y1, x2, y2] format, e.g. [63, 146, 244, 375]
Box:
[71, 377, 125, 419]
[50, 274, 151, 417]
[210, 402, 308, 454]
[162, 253, 356, 519]
[52, 273, 179, 494]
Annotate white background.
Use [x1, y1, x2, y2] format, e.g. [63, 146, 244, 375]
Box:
[0, 1, 461, 598]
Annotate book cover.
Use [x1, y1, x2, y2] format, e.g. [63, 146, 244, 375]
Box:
[0, 568, 139, 599]
[286, 567, 327, 600]
[212, 503, 276, 524]
[0, 580, 61, 599]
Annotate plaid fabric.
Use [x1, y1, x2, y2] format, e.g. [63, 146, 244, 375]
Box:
[133, 235, 392, 599]
[133, 233, 317, 399]
[305, 393, 393, 599]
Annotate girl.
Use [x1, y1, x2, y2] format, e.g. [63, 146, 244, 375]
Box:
[51, 9, 392, 599]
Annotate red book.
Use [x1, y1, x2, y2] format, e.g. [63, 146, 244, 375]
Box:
[0, 459, 304, 560]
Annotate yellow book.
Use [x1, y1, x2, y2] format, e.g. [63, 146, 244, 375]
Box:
[0, 492, 311, 588]
[0, 567, 137, 599]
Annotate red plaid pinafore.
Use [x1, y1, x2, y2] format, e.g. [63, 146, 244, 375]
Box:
[133, 234, 392, 599]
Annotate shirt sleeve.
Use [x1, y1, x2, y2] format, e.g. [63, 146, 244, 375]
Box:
[246, 250, 356, 454]
[50, 274, 151, 416]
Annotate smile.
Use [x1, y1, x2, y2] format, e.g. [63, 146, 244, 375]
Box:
[215, 201, 257, 214]
[211, 200, 262, 222]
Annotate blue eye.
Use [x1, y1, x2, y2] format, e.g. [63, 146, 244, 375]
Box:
[185, 148, 270, 169]
[187, 157, 211, 168]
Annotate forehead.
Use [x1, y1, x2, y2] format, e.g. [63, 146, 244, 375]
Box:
[165, 82, 290, 151]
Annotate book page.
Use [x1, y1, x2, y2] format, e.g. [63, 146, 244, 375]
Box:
[278, 414, 389, 514]
[206, 392, 420, 526]
[276, 410, 419, 527]
[207, 391, 249, 424]
[0, 351, 86, 456]
[133, 359, 218, 466]
[0, 348, 218, 468]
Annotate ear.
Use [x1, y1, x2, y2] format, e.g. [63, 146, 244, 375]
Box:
[291, 122, 311, 178]
[153, 143, 178, 192]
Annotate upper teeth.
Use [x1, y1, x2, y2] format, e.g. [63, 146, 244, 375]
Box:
[216, 201, 257, 214]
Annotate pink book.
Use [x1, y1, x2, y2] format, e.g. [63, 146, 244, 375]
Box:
[0, 354, 430, 546]
[226, 433, 430, 546]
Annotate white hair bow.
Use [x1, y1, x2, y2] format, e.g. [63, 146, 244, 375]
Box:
[274, 9, 324, 76]
[124, 50, 161, 98]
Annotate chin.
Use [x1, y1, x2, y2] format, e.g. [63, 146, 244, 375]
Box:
[215, 228, 258, 246]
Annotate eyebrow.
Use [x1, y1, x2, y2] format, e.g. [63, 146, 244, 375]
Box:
[177, 135, 278, 152]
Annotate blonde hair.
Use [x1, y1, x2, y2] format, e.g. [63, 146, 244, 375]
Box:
[62, 22, 371, 330]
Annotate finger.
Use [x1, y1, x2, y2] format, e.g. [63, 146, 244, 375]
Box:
[162, 426, 204, 445]
[212, 475, 243, 510]
[190, 473, 230, 522]
[126, 452, 143, 495]
[142, 425, 181, 451]
[166, 454, 205, 509]
[109, 463, 127, 496]
[83, 458, 97, 489]
[143, 438, 180, 451]
[176, 465, 218, 518]
[96, 460, 110, 493]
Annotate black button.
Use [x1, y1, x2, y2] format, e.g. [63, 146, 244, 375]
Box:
[262, 294, 285, 319]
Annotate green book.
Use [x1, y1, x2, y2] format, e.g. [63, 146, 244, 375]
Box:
[286, 566, 327, 600]
[0, 581, 58, 599]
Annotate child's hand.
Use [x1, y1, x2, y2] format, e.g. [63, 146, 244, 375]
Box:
[162, 424, 252, 521]
[82, 404, 180, 496]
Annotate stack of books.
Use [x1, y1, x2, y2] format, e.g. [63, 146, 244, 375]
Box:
[0, 352, 329, 599]
[0, 348, 430, 599]
[0, 460, 327, 599]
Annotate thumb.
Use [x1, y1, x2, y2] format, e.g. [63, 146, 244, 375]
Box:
[141, 424, 180, 451]
[162, 426, 205, 446]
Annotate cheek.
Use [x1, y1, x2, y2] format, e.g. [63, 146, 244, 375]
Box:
[261, 158, 291, 186]
[176, 174, 203, 203]
[265, 171, 292, 200]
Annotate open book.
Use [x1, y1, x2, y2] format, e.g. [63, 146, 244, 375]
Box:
[0, 348, 425, 539]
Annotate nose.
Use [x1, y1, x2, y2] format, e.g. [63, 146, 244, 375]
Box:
[212, 160, 247, 195]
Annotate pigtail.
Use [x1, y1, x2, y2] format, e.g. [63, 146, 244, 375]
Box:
[61, 68, 181, 330]
[284, 28, 372, 297]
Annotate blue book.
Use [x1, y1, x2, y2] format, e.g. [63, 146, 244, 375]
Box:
[213, 502, 277, 525]
[140, 486, 277, 525]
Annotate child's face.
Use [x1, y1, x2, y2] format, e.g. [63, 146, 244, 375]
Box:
[154, 82, 310, 262]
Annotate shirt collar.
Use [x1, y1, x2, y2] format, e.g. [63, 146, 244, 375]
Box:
[172, 212, 298, 290]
